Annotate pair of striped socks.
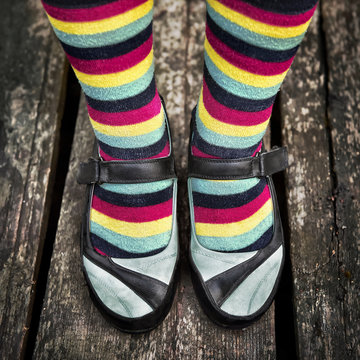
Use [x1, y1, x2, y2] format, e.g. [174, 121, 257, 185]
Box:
[42, 0, 317, 258]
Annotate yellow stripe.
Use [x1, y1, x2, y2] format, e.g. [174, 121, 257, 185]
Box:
[91, 209, 172, 238]
[205, 38, 287, 87]
[195, 198, 272, 237]
[198, 89, 269, 137]
[209, 179, 237, 183]
[47, 0, 153, 35]
[208, 0, 311, 39]
[90, 107, 164, 137]
[73, 50, 153, 87]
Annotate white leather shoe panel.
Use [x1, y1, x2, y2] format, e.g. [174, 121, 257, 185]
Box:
[84, 256, 153, 318]
[190, 232, 257, 282]
[220, 245, 283, 316]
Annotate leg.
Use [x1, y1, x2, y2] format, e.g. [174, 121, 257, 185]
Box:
[41, 0, 178, 331]
[189, 0, 318, 326]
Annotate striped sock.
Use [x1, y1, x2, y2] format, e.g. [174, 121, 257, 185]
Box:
[191, 0, 317, 252]
[42, 0, 173, 258]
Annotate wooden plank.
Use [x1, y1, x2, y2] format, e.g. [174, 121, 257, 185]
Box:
[0, 0, 66, 358]
[321, 1, 360, 357]
[34, 0, 276, 358]
[279, 8, 347, 359]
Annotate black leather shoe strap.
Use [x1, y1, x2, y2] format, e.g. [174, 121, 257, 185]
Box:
[188, 147, 288, 180]
[77, 156, 176, 184]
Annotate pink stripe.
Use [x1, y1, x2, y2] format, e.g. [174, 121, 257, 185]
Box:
[191, 145, 220, 159]
[251, 142, 263, 156]
[42, 0, 147, 22]
[100, 142, 170, 161]
[202, 80, 273, 126]
[87, 92, 161, 126]
[92, 196, 172, 222]
[94, 247, 108, 256]
[217, 0, 317, 27]
[206, 26, 294, 76]
[68, 36, 152, 74]
[194, 186, 271, 224]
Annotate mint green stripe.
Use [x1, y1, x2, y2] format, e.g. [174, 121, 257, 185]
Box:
[191, 177, 260, 195]
[197, 213, 273, 251]
[80, 63, 154, 101]
[91, 222, 170, 253]
[93, 121, 165, 148]
[53, 10, 153, 48]
[196, 108, 265, 149]
[207, 4, 305, 51]
[100, 179, 173, 195]
[205, 53, 281, 100]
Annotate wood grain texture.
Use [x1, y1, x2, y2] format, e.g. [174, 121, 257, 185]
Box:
[34, 0, 276, 358]
[279, 8, 352, 359]
[321, 0, 360, 357]
[0, 0, 66, 358]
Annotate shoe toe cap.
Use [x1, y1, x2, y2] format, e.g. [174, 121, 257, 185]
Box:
[83, 256, 154, 318]
[215, 245, 283, 317]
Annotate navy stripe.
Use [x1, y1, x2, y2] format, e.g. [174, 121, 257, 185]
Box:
[98, 128, 168, 160]
[240, 0, 317, 15]
[90, 233, 166, 258]
[86, 76, 156, 112]
[42, 0, 118, 9]
[192, 122, 260, 158]
[193, 178, 266, 209]
[228, 227, 273, 252]
[61, 22, 152, 60]
[94, 184, 173, 207]
[204, 65, 277, 112]
[206, 13, 299, 63]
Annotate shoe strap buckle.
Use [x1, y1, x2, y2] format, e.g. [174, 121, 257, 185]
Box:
[77, 158, 102, 184]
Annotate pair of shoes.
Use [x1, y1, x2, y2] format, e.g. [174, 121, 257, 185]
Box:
[77, 101, 288, 332]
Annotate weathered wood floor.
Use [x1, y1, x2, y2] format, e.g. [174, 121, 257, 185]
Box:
[1, 0, 359, 359]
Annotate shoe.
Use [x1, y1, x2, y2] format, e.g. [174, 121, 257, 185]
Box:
[77, 100, 179, 333]
[187, 109, 288, 329]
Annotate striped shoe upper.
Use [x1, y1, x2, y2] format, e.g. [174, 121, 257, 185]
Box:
[90, 180, 174, 257]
